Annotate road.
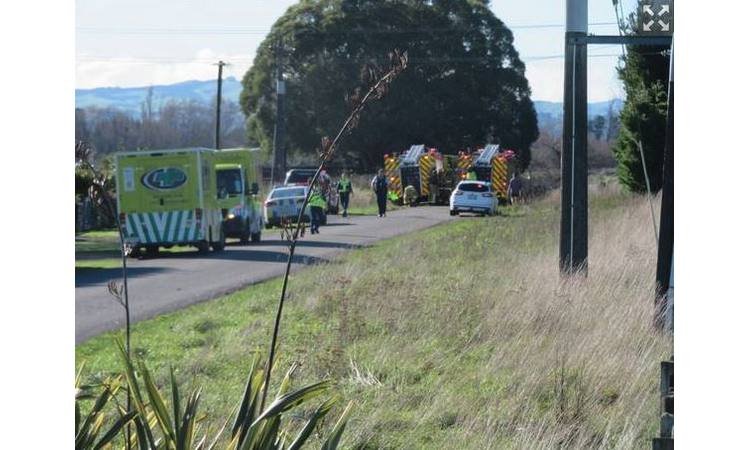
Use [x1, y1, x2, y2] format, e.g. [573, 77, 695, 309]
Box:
[76, 206, 454, 344]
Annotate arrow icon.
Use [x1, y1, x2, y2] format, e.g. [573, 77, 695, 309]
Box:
[643, 5, 654, 16]
[658, 5, 670, 17]
[643, 20, 654, 31]
[658, 20, 669, 31]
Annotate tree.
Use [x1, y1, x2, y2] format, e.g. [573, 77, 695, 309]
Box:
[240, 0, 539, 171]
[605, 99, 621, 142]
[612, 16, 670, 193]
[589, 114, 606, 140]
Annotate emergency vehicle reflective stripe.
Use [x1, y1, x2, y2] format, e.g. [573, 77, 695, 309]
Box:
[492, 157, 509, 198]
[124, 210, 201, 243]
[457, 155, 473, 170]
[419, 154, 434, 196]
[384, 155, 401, 194]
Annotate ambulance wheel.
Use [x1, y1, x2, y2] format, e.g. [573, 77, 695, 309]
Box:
[196, 241, 210, 254]
[145, 245, 159, 257]
[239, 221, 250, 244]
[212, 229, 226, 252]
[251, 231, 261, 243]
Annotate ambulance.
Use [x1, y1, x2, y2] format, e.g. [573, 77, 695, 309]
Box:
[114, 147, 264, 256]
[211, 148, 264, 243]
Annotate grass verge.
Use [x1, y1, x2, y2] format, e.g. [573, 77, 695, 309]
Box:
[76, 181, 671, 449]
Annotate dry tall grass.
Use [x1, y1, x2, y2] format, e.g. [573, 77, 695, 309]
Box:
[287, 181, 672, 448]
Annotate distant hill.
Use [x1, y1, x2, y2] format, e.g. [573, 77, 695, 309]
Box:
[75, 78, 622, 133]
[534, 99, 623, 136]
[75, 77, 244, 115]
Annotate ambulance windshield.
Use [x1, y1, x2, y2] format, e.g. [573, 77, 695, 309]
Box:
[217, 169, 243, 196]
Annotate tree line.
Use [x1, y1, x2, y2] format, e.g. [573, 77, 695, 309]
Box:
[75, 92, 248, 161]
[241, 0, 539, 172]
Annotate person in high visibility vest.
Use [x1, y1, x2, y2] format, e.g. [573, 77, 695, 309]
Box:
[308, 188, 327, 234]
[336, 170, 353, 217]
[466, 169, 477, 180]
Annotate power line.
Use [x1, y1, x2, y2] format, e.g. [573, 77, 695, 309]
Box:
[76, 52, 636, 66]
[75, 22, 618, 36]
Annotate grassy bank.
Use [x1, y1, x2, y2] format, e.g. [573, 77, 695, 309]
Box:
[76, 181, 671, 449]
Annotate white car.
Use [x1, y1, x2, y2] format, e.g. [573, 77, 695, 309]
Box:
[449, 181, 498, 216]
[264, 186, 311, 228]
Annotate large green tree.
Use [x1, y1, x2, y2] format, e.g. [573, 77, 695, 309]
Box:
[612, 25, 671, 192]
[240, 0, 538, 170]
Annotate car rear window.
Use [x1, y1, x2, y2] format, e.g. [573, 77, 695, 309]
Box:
[285, 171, 315, 184]
[458, 182, 489, 192]
[270, 188, 306, 199]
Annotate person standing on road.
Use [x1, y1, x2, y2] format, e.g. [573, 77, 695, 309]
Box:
[371, 169, 389, 217]
[308, 188, 327, 234]
[337, 170, 353, 217]
[507, 171, 523, 205]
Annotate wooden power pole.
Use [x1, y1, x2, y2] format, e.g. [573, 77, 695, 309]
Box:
[271, 40, 286, 184]
[214, 60, 228, 150]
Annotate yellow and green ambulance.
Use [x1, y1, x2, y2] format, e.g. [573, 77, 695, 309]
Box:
[114, 147, 263, 256]
[211, 148, 264, 244]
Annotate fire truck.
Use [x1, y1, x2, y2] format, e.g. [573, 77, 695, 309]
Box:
[460, 144, 516, 203]
[383, 145, 459, 205]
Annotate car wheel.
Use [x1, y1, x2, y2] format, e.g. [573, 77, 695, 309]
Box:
[145, 245, 159, 258]
[449, 210, 458, 216]
[239, 220, 250, 244]
[196, 241, 210, 253]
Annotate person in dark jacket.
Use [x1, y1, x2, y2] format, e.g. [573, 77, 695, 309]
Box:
[336, 170, 353, 217]
[371, 169, 388, 217]
[507, 172, 523, 205]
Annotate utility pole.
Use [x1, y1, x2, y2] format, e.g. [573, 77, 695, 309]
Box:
[214, 60, 228, 150]
[655, 44, 674, 328]
[271, 40, 286, 184]
[560, 0, 588, 275]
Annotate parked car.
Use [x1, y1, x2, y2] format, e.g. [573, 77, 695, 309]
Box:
[449, 180, 498, 216]
[284, 168, 317, 186]
[263, 186, 310, 228]
[284, 168, 338, 214]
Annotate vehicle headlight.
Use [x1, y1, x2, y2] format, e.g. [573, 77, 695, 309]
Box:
[227, 213, 235, 219]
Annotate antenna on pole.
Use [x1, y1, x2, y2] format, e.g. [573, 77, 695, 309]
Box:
[213, 60, 230, 149]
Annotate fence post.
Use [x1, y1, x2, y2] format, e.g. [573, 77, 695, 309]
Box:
[652, 359, 674, 450]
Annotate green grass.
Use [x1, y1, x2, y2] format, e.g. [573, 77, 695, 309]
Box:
[76, 258, 122, 270]
[76, 229, 120, 254]
[76, 183, 671, 449]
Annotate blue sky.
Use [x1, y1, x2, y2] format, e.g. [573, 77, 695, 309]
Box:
[76, 0, 639, 101]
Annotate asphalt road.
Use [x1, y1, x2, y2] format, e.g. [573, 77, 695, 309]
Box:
[76, 206, 455, 344]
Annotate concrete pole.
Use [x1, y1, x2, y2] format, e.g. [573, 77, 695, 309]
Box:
[655, 44, 674, 328]
[560, 0, 588, 274]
